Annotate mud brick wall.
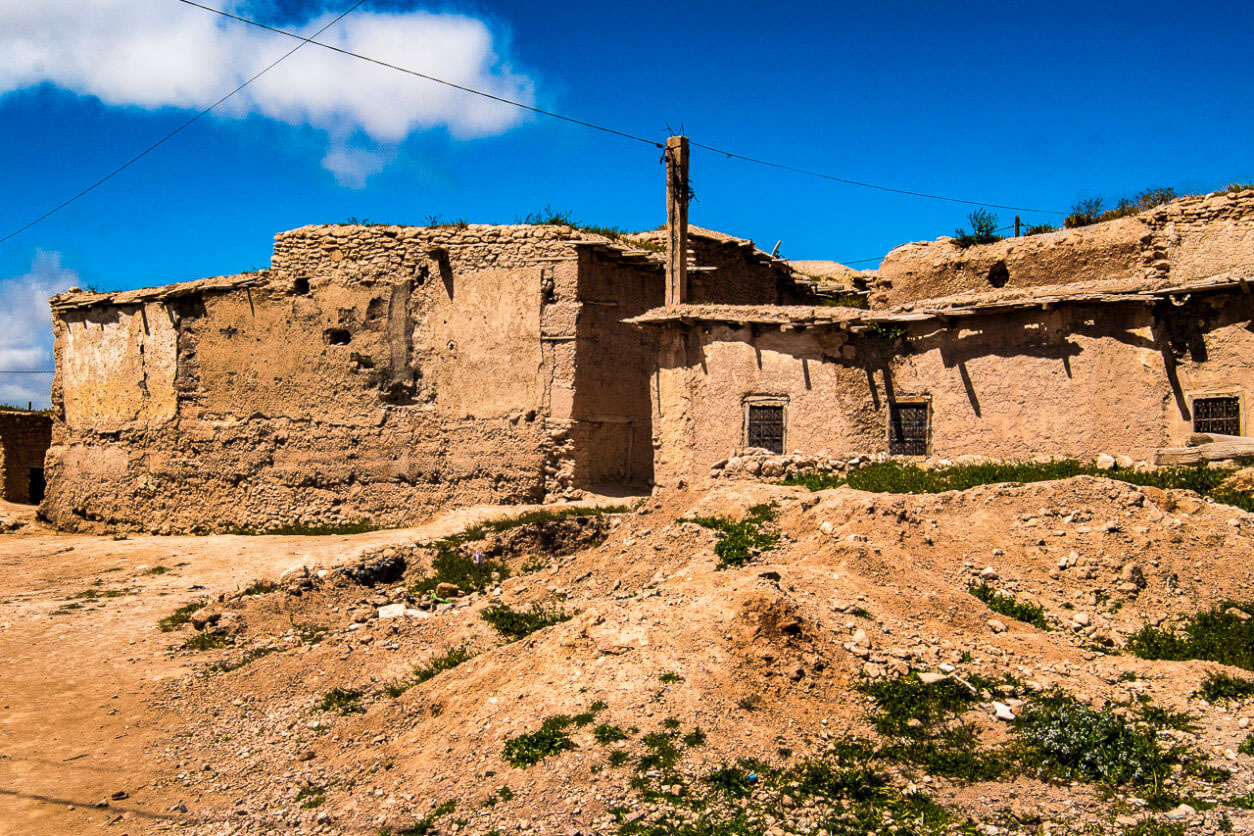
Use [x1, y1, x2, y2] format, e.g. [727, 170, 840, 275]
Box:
[0, 412, 51, 503]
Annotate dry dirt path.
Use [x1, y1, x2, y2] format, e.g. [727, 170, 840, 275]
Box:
[0, 498, 630, 836]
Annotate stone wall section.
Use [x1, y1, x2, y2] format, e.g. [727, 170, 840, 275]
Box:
[0, 412, 52, 503]
[873, 189, 1254, 306]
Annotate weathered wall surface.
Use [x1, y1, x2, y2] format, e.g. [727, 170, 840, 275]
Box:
[650, 292, 1254, 485]
[874, 189, 1254, 306]
[43, 224, 586, 533]
[0, 412, 52, 503]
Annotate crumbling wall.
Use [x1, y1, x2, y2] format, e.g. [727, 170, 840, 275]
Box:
[873, 189, 1254, 306]
[42, 224, 592, 533]
[567, 249, 664, 492]
[649, 292, 1254, 485]
[0, 412, 51, 503]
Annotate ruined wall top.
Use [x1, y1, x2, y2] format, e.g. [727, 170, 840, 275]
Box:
[872, 188, 1254, 307]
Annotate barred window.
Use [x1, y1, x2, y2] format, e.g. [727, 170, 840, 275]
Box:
[745, 404, 785, 454]
[888, 402, 929, 456]
[1193, 396, 1241, 436]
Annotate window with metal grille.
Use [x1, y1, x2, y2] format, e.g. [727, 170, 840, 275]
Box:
[888, 402, 929, 456]
[746, 404, 785, 453]
[1192, 396, 1241, 436]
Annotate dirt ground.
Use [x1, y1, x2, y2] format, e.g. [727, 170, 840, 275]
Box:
[0, 497, 630, 836]
[4, 476, 1254, 835]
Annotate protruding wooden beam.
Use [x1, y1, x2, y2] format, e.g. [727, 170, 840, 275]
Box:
[665, 135, 689, 306]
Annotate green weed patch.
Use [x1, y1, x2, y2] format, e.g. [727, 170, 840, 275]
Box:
[1197, 672, 1254, 702]
[688, 503, 779, 569]
[1127, 603, 1254, 670]
[383, 645, 476, 697]
[481, 601, 572, 640]
[969, 582, 1051, 630]
[316, 687, 365, 715]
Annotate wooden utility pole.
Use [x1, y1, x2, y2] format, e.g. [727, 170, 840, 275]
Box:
[665, 135, 689, 306]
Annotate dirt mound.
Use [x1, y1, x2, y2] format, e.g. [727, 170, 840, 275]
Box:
[7, 478, 1254, 834]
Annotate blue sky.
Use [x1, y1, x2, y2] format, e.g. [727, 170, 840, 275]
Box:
[2, 0, 1253, 405]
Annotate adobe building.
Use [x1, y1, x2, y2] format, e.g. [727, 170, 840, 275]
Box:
[0, 410, 51, 504]
[635, 189, 1254, 486]
[40, 187, 1254, 531]
[42, 223, 831, 532]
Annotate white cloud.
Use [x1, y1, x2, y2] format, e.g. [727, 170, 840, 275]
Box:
[0, 1, 534, 184]
[0, 252, 77, 409]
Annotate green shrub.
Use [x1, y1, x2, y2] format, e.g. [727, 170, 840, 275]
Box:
[206, 645, 278, 674]
[593, 723, 630, 744]
[1013, 691, 1187, 788]
[296, 783, 325, 808]
[1025, 223, 1057, 235]
[240, 579, 279, 596]
[481, 601, 572, 640]
[1197, 672, 1254, 702]
[1127, 603, 1254, 670]
[1065, 188, 1178, 229]
[316, 687, 365, 715]
[688, 503, 778, 569]
[409, 549, 508, 597]
[502, 716, 577, 767]
[969, 582, 1051, 630]
[952, 208, 1003, 248]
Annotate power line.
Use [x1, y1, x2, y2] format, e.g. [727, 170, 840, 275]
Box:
[0, 0, 368, 246]
[174, 0, 664, 150]
[837, 223, 1044, 266]
[183, 1, 1060, 219]
[688, 140, 1068, 216]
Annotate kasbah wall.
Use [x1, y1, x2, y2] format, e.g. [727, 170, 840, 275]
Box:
[42, 223, 809, 533]
[649, 189, 1254, 487]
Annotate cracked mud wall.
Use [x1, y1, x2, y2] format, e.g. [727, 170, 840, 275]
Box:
[0, 412, 51, 503]
[42, 224, 582, 533]
[650, 292, 1254, 485]
[874, 190, 1254, 306]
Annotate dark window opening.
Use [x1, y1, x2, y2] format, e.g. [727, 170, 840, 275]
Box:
[746, 404, 785, 454]
[292, 277, 310, 295]
[987, 261, 1009, 288]
[888, 402, 929, 456]
[28, 468, 45, 504]
[1193, 396, 1240, 436]
[323, 328, 352, 345]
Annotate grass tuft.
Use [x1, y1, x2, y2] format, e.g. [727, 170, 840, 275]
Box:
[1197, 671, 1254, 702]
[688, 503, 778, 569]
[158, 599, 206, 632]
[502, 716, 577, 767]
[182, 632, 231, 651]
[1127, 603, 1254, 670]
[316, 687, 365, 715]
[969, 582, 1051, 630]
[481, 601, 572, 640]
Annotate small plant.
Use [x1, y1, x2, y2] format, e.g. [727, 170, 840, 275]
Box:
[183, 632, 230, 651]
[143, 565, 172, 575]
[520, 205, 575, 226]
[158, 600, 206, 632]
[607, 749, 630, 767]
[520, 555, 548, 573]
[501, 716, 576, 767]
[1025, 222, 1057, 235]
[296, 783, 325, 808]
[1197, 672, 1254, 702]
[384, 645, 476, 696]
[688, 503, 778, 569]
[593, 723, 630, 744]
[1065, 187, 1178, 228]
[1014, 690, 1188, 788]
[952, 208, 1003, 248]
[659, 671, 683, 684]
[737, 694, 763, 711]
[969, 582, 1051, 630]
[638, 731, 683, 771]
[1127, 603, 1254, 670]
[316, 687, 365, 715]
[380, 800, 456, 836]
[481, 601, 572, 640]
[682, 727, 707, 747]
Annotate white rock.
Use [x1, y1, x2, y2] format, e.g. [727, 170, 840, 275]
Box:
[819, 521, 834, 535]
[377, 604, 407, 619]
[917, 672, 947, 684]
[1164, 803, 1196, 821]
[1071, 612, 1090, 627]
[988, 619, 1007, 633]
[1096, 454, 1117, 470]
[993, 701, 1015, 721]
